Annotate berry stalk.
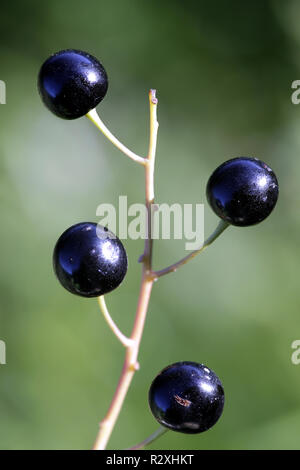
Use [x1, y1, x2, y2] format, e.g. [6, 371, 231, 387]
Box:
[92, 90, 158, 450]
[97, 296, 133, 347]
[152, 219, 229, 279]
[87, 108, 146, 166]
[127, 427, 168, 450]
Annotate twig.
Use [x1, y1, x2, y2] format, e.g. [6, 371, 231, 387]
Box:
[90, 90, 228, 450]
[92, 90, 158, 450]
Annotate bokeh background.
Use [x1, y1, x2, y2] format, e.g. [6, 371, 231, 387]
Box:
[0, 0, 300, 450]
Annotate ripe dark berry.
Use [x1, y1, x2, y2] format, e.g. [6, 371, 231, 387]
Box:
[38, 49, 108, 119]
[53, 222, 127, 297]
[206, 157, 279, 226]
[149, 362, 224, 434]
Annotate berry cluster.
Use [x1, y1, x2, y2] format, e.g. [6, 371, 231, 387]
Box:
[38, 49, 279, 448]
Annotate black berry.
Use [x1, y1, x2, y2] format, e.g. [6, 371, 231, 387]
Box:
[38, 49, 108, 119]
[149, 362, 224, 434]
[206, 157, 279, 226]
[53, 222, 127, 297]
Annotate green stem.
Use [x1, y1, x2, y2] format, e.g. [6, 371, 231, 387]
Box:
[86, 108, 146, 166]
[127, 427, 168, 450]
[152, 219, 230, 279]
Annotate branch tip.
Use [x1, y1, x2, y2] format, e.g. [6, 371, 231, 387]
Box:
[150, 89, 158, 104]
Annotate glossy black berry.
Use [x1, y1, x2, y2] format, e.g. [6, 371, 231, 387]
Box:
[206, 157, 279, 226]
[53, 222, 127, 297]
[38, 49, 108, 119]
[149, 362, 224, 434]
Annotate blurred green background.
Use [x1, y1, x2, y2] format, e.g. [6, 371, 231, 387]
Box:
[0, 0, 300, 450]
